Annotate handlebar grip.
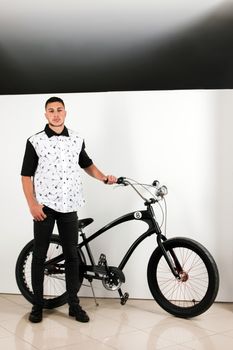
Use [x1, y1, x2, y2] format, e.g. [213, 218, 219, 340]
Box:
[117, 176, 126, 184]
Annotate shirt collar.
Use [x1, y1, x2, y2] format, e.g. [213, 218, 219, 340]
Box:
[45, 124, 69, 138]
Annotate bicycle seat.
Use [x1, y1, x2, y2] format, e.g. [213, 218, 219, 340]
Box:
[79, 218, 94, 229]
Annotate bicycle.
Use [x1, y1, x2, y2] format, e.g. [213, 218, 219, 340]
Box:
[15, 177, 219, 318]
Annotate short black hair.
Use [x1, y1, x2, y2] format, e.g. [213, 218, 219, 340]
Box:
[45, 97, 65, 109]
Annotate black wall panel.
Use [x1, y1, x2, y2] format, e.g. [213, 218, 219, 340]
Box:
[1, 1, 233, 94]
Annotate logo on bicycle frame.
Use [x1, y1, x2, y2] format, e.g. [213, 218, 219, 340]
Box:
[134, 211, 142, 219]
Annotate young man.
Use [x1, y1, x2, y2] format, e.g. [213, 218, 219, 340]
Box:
[21, 96, 117, 323]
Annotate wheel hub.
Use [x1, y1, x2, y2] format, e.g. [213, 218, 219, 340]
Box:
[179, 271, 189, 282]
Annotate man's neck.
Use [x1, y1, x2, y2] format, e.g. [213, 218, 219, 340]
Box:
[48, 124, 65, 135]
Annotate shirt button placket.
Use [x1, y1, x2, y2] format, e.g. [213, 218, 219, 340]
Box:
[60, 138, 67, 211]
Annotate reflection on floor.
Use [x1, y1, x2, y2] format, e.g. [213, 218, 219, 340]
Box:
[0, 294, 232, 349]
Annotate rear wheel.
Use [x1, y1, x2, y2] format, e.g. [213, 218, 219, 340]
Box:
[147, 237, 219, 318]
[15, 234, 85, 309]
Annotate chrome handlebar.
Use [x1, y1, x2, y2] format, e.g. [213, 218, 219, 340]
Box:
[117, 177, 168, 201]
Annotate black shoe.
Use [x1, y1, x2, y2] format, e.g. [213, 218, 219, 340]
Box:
[69, 303, 90, 323]
[29, 305, 43, 323]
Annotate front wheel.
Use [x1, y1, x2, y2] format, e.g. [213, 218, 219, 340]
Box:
[147, 237, 219, 318]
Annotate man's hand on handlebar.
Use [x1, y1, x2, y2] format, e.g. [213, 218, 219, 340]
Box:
[103, 175, 118, 185]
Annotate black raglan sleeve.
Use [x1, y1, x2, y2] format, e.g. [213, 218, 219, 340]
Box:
[21, 139, 39, 176]
[79, 141, 93, 169]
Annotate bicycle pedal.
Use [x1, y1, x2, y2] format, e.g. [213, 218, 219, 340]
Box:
[98, 253, 107, 266]
[118, 288, 129, 305]
[120, 292, 129, 305]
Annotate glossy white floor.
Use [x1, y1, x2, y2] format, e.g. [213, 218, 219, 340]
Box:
[0, 294, 233, 350]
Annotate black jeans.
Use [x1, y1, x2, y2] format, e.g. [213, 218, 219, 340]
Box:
[32, 206, 80, 307]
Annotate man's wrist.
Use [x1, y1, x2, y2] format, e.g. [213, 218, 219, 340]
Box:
[103, 176, 108, 184]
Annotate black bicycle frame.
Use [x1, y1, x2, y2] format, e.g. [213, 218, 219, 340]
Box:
[45, 203, 180, 278]
[45, 204, 158, 267]
[78, 203, 163, 271]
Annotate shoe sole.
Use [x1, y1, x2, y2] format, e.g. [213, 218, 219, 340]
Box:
[69, 311, 89, 323]
[29, 316, 42, 323]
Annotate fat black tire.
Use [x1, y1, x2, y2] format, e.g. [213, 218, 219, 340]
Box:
[15, 234, 85, 309]
[147, 237, 219, 318]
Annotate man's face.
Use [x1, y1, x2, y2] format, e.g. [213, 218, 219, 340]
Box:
[45, 102, 67, 127]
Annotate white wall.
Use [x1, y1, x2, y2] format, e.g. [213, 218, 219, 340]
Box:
[0, 90, 232, 301]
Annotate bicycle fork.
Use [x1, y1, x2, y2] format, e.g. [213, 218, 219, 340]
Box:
[150, 209, 182, 279]
[157, 235, 182, 279]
